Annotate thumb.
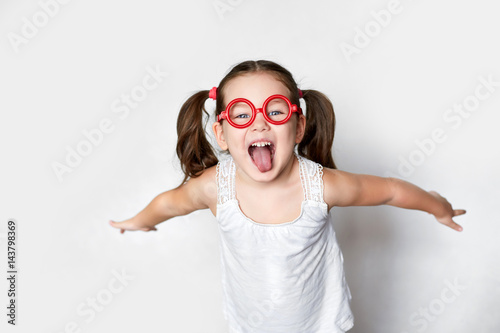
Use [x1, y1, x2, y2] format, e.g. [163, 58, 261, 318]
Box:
[438, 216, 463, 232]
[109, 220, 126, 234]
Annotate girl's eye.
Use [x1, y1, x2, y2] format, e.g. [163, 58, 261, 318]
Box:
[268, 110, 283, 116]
[229, 103, 252, 120]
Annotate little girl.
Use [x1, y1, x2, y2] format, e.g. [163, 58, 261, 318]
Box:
[109, 60, 465, 332]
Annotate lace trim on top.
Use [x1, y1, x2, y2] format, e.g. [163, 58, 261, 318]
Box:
[216, 153, 325, 205]
[216, 157, 236, 205]
[297, 154, 325, 204]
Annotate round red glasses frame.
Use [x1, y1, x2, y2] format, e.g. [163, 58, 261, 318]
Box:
[216, 94, 303, 129]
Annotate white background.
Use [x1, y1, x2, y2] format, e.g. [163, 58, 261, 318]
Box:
[1, 0, 499, 332]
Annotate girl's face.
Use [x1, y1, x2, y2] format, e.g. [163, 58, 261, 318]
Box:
[212, 72, 306, 184]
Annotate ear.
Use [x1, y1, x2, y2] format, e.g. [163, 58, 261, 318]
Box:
[295, 114, 306, 144]
[212, 121, 228, 150]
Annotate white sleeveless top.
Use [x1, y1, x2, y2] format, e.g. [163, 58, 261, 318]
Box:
[215, 153, 354, 332]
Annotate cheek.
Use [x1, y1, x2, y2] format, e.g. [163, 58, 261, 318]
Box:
[285, 125, 298, 141]
[225, 130, 246, 151]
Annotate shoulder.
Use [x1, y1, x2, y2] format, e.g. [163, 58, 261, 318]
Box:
[189, 153, 232, 187]
[177, 164, 218, 211]
[195, 164, 218, 200]
[322, 167, 360, 209]
[322, 167, 338, 210]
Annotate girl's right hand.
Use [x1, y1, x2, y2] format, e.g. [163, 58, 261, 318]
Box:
[427, 191, 466, 232]
[108, 219, 158, 234]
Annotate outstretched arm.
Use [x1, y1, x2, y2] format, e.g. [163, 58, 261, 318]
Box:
[109, 166, 217, 233]
[323, 169, 466, 232]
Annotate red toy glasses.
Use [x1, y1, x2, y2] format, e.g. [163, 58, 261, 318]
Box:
[217, 94, 303, 128]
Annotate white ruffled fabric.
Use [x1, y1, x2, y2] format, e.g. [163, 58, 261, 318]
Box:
[215, 153, 354, 332]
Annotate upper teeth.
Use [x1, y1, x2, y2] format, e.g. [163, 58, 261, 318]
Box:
[251, 142, 271, 147]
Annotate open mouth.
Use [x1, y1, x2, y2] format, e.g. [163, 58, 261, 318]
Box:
[248, 141, 275, 173]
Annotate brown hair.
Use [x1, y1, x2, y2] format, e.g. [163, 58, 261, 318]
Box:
[176, 60, 337, 185]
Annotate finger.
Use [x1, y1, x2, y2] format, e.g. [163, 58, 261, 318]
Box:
[110, 221, 124, 234]
[448, 219, 463, 232]
[453, 209, 466, 216]
[439, 217, 463, 232]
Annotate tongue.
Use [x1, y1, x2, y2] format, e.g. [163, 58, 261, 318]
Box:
[252, 146, 272, 172]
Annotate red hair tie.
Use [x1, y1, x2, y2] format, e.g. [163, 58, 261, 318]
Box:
[298, 89, 303, 98]
[209, 87, 217, 100]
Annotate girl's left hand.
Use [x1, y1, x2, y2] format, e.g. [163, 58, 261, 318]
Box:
[428, 191, 466, 232]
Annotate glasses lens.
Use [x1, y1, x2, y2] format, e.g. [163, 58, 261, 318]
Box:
[265, 97, 290, 123]
[229, 101, 253, 126]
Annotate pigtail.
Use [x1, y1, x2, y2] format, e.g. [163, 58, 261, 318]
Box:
[298, 90, 337, 169]
[176, 90, 218, 185]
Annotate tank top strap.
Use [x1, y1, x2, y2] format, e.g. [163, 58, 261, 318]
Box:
[296, 153, 326, 204]
[216, 154, 236, 205]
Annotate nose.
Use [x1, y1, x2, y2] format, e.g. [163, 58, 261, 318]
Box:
[250, 108, 270, 130]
